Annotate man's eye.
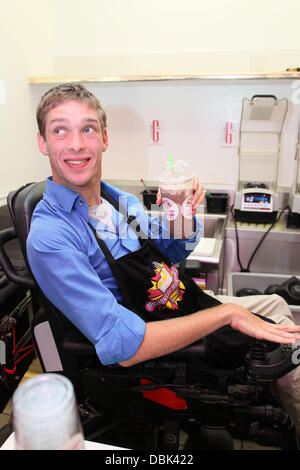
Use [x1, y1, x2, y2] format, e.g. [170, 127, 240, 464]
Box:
[83, 126, 94, 133]
[54, 128, 65, 135]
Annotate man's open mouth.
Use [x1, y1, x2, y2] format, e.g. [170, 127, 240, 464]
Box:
[65, 158, 90, 165]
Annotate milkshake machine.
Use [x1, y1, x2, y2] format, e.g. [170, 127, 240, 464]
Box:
[234, 95, 288, 223]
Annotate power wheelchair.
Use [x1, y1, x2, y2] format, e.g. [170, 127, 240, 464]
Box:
[0, 180, 299, 450]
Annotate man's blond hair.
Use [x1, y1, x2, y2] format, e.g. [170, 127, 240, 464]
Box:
[36, 83, 107, 138]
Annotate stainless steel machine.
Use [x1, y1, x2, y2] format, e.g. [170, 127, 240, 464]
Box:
[234, 95, 288, 223]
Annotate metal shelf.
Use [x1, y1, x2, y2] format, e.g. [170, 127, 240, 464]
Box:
[28, 72, 300, 85]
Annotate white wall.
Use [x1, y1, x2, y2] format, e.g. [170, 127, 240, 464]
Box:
[52, 0, 300, 75]
[2, 0, 300, 205]
[31, 78, 300, 190]
[0, 0, 54, 204]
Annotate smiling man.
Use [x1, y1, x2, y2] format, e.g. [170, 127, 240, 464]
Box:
[27, 83, 300, 435]
[37, 93, 108, 206]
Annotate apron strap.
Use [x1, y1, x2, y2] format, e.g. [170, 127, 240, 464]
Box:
[88, 184, 149, 260]
[88, 222, 115, 264]
[100, 185, 146, 236]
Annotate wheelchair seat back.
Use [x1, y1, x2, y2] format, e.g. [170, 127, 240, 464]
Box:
[6, 181, 95, 377]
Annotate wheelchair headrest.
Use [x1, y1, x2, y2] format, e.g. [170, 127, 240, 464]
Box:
[7, 181, 46, 262]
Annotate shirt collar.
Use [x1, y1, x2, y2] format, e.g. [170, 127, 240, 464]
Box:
[44, 177, 88, 214]
[43, 177, 127, 220]
[43, 177, 143, 248]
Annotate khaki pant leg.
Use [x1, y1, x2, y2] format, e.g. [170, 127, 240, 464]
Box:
[205, 292, 295, 325]
[205, 292, 300, 434]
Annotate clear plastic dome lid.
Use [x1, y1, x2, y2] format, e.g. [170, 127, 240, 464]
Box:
[158, 159, 194, 184]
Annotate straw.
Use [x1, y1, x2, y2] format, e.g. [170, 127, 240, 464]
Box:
[167, 152, 179, 177]
[140, 178, 150, 193]
[168, 153, 175, 171]
[168, 152, 175, 170]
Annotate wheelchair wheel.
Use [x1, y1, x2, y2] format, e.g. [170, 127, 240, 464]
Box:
[183, 426, 233, 450]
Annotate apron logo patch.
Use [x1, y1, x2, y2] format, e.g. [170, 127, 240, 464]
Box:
[145, 261, 185, 312]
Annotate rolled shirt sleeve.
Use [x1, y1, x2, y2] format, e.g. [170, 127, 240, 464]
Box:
[96, 305, 146, 365]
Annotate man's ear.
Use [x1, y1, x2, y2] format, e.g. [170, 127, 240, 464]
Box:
[102, 128, 108, 152]
[37, 132, 49, 156]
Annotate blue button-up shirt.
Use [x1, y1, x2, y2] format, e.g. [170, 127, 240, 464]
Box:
[27, 177, 202, 365]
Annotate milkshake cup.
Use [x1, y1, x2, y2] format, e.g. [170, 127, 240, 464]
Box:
[158, 159, 194, 238]
[12, 373, 85, 450]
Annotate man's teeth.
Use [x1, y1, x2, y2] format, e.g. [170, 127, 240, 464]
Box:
[66, 159, 88, 165]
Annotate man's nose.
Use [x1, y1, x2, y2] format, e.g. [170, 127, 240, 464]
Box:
[69, 131, 85, 152]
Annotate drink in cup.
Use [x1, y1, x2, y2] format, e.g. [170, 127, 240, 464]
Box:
[158, 159, 195, 238]
[12, 373, 85, 450]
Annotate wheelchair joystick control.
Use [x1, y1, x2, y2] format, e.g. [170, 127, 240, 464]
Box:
[248, 341, 267, 363]
[246, 340, 300, 383]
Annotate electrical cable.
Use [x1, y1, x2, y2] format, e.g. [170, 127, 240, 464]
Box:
[230, 205, 290, 273]
[3, 325, 35, 375]
[231, 205, 244, 272]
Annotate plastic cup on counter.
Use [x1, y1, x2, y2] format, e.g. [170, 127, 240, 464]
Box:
[12, 373, 85, 450]
[158, 156, 195, 238]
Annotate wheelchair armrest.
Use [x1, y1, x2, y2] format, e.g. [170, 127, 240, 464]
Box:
[0, 227, 35, 288]
[62, 328, 96, 355]
[166, 339, 207, 358]
[62, 330, 206, 361]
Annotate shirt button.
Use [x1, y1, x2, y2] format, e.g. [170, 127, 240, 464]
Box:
[79, 200, 84, 206]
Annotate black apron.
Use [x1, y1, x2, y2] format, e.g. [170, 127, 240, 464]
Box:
[88, 187, 270, 369]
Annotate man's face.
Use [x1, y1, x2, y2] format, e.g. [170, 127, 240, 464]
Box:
[37, 99, 108, 194]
